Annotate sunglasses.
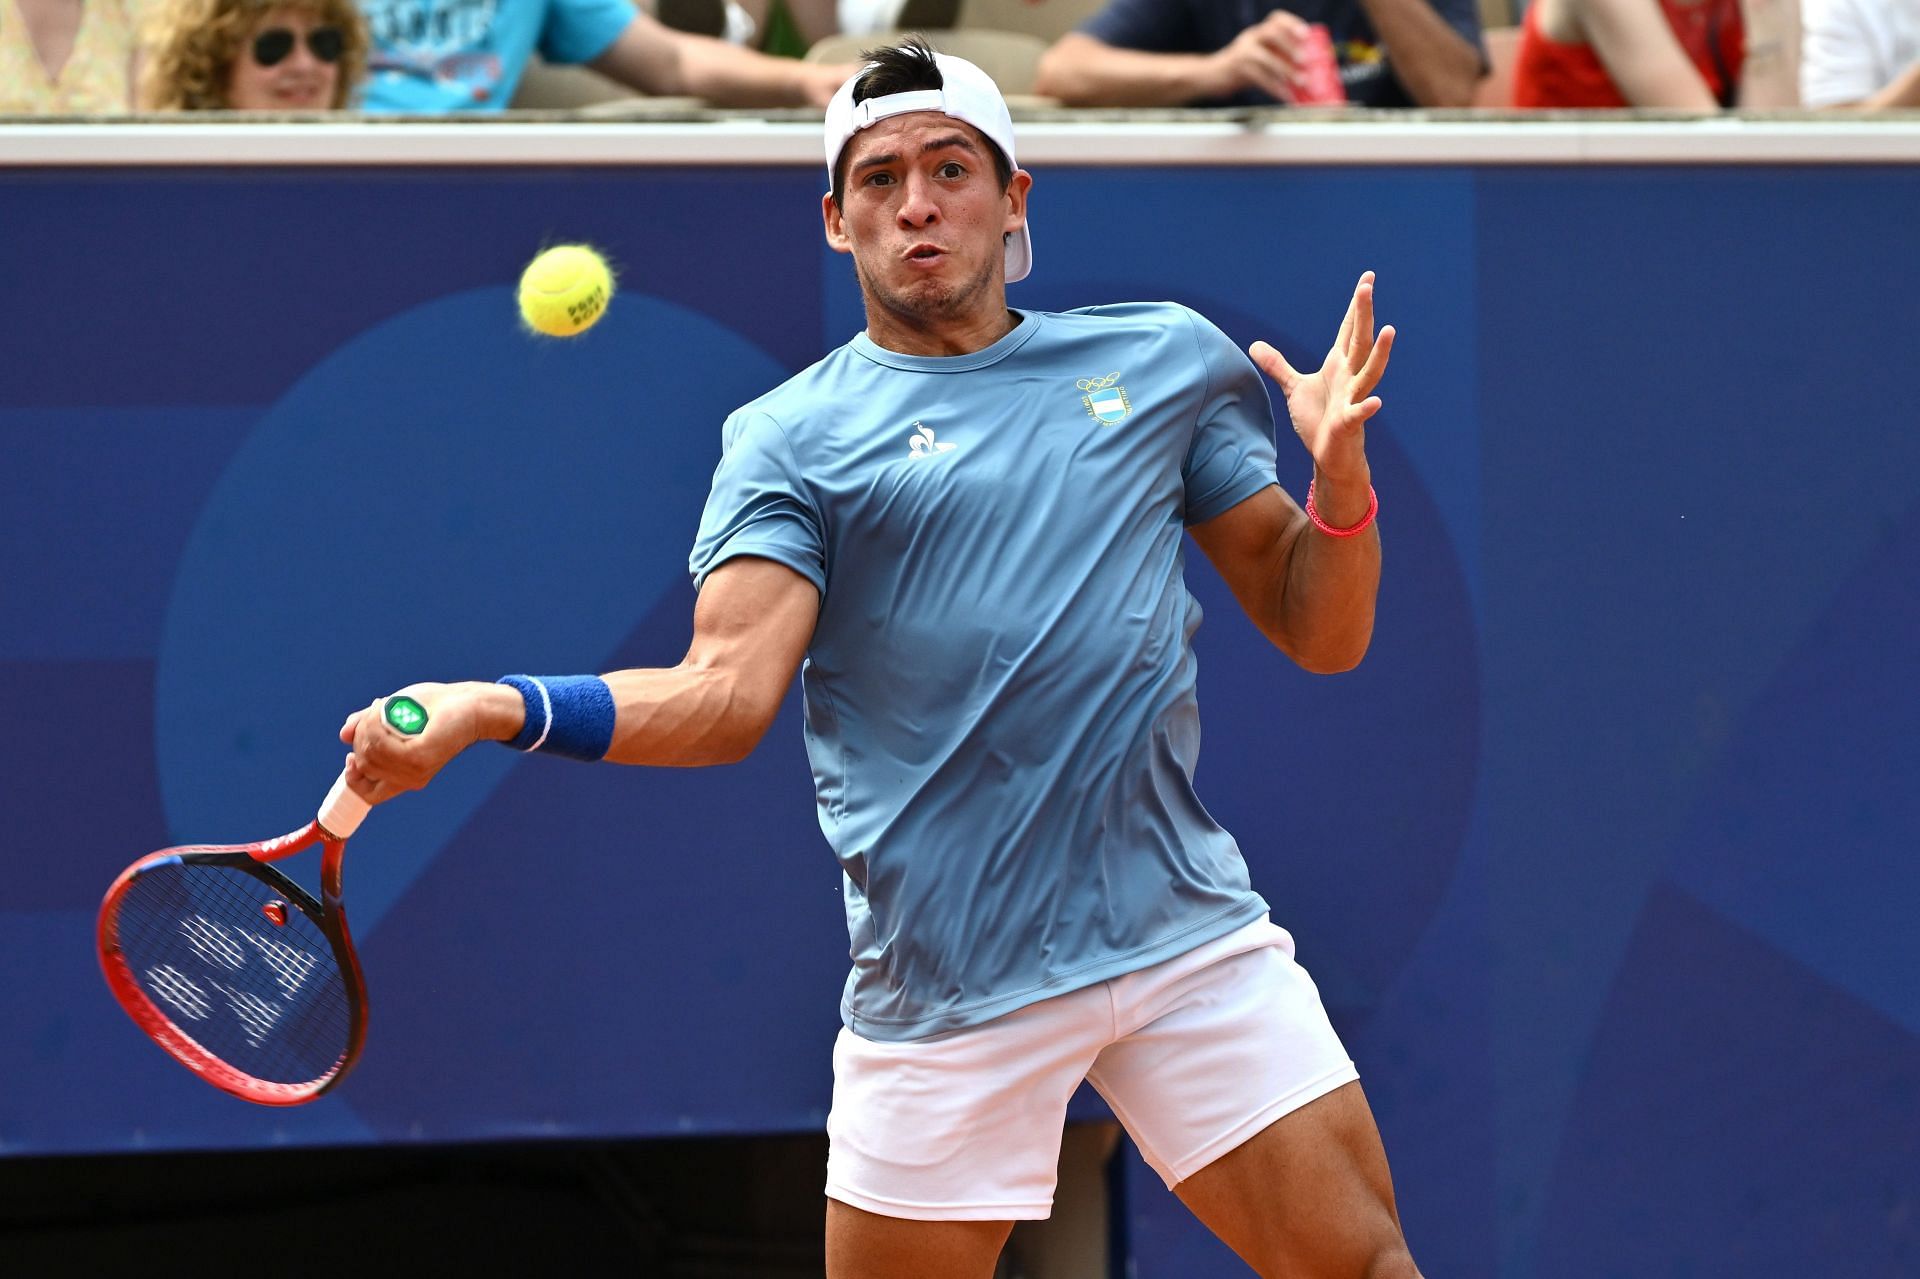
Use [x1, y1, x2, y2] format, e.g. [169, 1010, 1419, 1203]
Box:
[251, 26, 344, 67]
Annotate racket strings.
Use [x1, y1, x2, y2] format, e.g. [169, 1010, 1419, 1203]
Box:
[114, 861, 352, 1087]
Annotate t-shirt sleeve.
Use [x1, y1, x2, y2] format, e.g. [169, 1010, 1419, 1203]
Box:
[1799, 0, 1882, 106]
[538, 0, 638, 66]
[689, 409, 829, 594]
[1079, 0, 1194, 50]
[1178, 307, 1280, 526]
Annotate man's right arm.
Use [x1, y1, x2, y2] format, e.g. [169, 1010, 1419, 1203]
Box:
[1036, 32, 1242, 105]
[602, 555, 819, 766]
[1034, 0, 1315, 105]
[1036, 18, 1313, 106]
[587, 11, 851, 106]
[341, 556, 819, 801]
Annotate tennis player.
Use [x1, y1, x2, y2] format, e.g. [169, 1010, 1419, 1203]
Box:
[342, 38, 1415, 1279]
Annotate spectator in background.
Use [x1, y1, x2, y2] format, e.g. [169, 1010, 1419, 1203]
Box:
[1032, 0, 1485, 108]
[357, 0, 850, 111]
[1510, 0, 1799, 106]
[1802, 0, 1919, 106]
[0, 0, 143, 112]
[142, 0, 367, 108]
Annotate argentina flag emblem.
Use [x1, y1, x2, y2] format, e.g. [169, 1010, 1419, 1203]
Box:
[1077, 372, 1132, 425]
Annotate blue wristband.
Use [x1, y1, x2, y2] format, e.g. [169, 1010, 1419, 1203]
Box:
[497, 675, 616, 761]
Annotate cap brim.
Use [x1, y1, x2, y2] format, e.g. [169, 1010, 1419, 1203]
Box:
[1005, 223, 1032, 285]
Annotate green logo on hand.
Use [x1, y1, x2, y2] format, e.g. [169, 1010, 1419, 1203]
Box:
[385, 696, 429, 736]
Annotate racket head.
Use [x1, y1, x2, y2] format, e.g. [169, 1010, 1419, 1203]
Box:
[97, 824, 368, 1106]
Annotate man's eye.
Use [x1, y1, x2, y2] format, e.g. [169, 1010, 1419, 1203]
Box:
[865, 171, 894, 187]
[938, 162, 966, 178]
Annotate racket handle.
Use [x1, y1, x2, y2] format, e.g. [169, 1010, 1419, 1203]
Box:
[318, 767, 370, 840]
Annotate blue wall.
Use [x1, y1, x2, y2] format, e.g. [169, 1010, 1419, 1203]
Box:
[2, 162, 1915, 1276]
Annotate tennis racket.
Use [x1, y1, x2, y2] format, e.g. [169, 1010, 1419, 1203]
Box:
[96, 695, 428, 1105]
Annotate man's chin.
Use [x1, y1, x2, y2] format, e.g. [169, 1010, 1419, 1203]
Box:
[855, 255, 998, 327]
[875, 281, 964, 321]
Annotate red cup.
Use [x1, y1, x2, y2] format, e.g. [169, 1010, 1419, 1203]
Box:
[1291, 24, 1347, 106]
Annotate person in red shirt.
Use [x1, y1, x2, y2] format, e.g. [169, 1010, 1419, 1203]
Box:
[1512, 0, 1747, 106]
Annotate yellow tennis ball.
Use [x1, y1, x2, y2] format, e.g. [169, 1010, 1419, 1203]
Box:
[517, 244, 614, 338]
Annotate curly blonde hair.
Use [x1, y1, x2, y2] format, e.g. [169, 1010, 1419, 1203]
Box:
[142, 0, 370, 111]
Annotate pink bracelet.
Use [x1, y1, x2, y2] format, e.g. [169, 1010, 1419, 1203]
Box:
[1305, 480, 1378, 538]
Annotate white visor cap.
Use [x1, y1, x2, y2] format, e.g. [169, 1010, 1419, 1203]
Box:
[823, 52, 1032, 284]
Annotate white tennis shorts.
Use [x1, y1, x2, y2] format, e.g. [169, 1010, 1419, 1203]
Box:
[824, 915, 1358, 1221]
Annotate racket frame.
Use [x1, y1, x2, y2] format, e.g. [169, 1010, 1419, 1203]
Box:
[97, 819, 368, 1106]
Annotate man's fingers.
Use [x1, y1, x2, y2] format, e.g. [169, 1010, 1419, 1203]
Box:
[352, 697, 387, 749]
[346, 697, 410, 790]
[1353, 324, 1394, 395]
[1244, 59, 1294, 101]
[1334, 286, 1361, 359]
[1234, 46, 1297, 98]
[345, 738, 412, 795]
[1260, 42, 1304, 82]
[1258, 8, 1312, 44]
[1247, 26, 1304, 73]
[1341, 271, 1378, 357]
[343, 753, 402, 805]
[1248, 339, 1299, 391]
[343, 751, 382, 795]
[339, 711, 361, 745]
[1227, 17, 1303, 93]
[1349, 279, 1376, 367]
[1347, 395, 1384, 427]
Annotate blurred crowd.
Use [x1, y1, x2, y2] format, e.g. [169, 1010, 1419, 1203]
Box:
[0, 0, 1913, 115]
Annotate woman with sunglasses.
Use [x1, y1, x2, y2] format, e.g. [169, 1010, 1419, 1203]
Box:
[142, 0, 367, 109]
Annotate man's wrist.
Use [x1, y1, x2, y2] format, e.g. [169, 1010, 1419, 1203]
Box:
[1197, 49, 1238, 101]
[1309, 465, 1374, 527]
[470, 681, 529, 743]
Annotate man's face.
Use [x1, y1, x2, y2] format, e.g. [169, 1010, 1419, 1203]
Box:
[823, 114, 1031, 329]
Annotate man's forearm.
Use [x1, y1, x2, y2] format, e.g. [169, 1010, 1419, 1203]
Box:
[601, 663, 771, 766]
[459, 663, 767, 768]
[669, 35, 821, 106]
[1034, 34, 1221, 106]
[1279, 470, 1380, 674]
[590, 22, 823, 106]
[1353, 0, 1484, 106]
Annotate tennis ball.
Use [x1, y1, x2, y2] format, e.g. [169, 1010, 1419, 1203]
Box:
[517, 244, 614, 338]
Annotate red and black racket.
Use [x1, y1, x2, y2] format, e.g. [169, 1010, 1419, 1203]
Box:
[97, 695, 427, 1105]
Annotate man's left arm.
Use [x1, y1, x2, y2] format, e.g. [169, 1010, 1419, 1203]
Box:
[1190, 273, 1392, 675]
[585, 10, 851, 106]
[1356, 0, 1485, 106]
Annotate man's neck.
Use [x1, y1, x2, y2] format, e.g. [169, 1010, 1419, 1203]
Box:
[862, 301, 1019, 358]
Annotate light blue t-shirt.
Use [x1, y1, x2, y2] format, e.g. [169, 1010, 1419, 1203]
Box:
[691, 303, 1280, 1042]
[359, 0, 635, 112]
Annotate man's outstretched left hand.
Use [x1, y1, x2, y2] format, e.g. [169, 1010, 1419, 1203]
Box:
[1249, 271, 1395, 488]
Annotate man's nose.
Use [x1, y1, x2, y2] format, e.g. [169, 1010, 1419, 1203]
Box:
[896, 173, 940, 227]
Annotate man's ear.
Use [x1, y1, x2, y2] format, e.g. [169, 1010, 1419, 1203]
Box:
[822, 192, 853, 256]
[1002, 169, 1034, 239]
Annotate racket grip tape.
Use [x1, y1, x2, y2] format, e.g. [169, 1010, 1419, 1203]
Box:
[319, 768, 371, 840]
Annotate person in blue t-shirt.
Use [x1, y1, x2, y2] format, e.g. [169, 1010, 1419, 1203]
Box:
[342, 37, 1420, 1279]
[357, 0, 851, 111]
[1035, 0, 1485, 108]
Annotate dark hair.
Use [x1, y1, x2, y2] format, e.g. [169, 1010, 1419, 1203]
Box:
[830, 36, 1014, 207]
